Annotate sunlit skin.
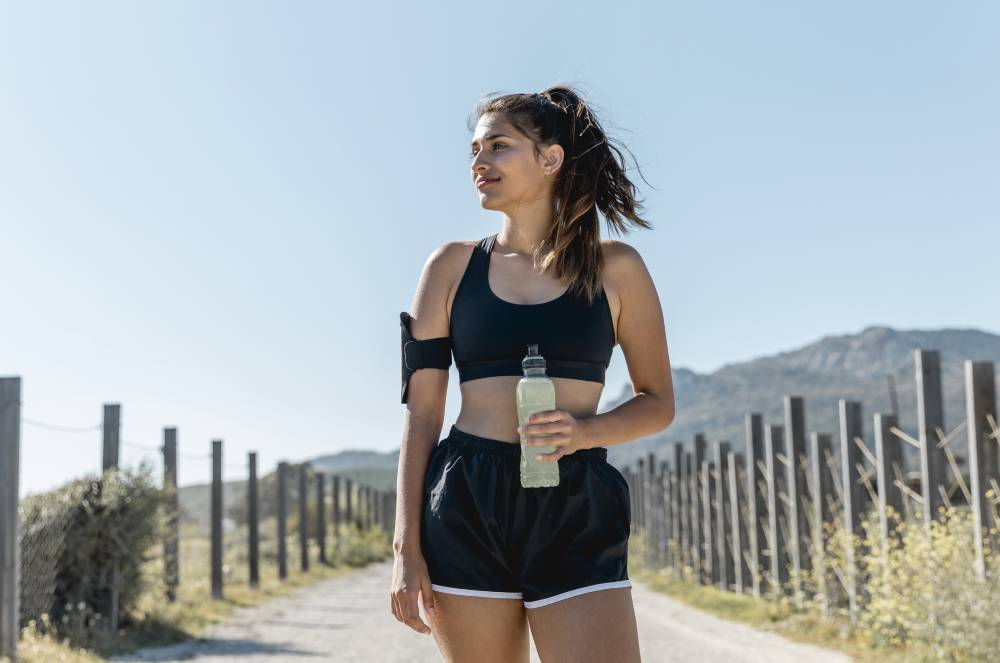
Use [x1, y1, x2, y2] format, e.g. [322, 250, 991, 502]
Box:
[461, 112, 610, 462]
[392, 106, 671, 663]
[468, 113, 563, 216]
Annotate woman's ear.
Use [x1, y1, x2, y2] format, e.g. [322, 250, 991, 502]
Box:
[541, 143, 564, 176]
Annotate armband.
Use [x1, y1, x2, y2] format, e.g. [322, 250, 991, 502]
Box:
[400, 311, 452, 404]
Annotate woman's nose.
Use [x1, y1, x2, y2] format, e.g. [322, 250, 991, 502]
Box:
[470, 151, 489, 171]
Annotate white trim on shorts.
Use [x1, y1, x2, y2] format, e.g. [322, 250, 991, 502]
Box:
[430, 584, 523, 599]
[522, 579, 632, 609]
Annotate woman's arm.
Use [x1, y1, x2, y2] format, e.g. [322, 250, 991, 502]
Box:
[582, 240, 675, 448]
[393, 242, 460, 555]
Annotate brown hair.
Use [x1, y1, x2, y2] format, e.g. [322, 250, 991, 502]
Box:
[468, 84, 652, 305]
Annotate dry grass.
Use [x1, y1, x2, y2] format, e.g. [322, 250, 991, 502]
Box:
[630, 504, 1000, 663]
[14, 519, 392, 663]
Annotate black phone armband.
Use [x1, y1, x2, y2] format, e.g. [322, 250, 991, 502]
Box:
[400, 311, 452, 404]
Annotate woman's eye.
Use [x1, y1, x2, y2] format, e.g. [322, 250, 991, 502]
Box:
[468, 143, 505, 160]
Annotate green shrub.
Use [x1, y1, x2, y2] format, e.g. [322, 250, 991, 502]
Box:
[18, 461, 163, 649]
[798, 503, 1000, 661]
[331, 525, 393, 567]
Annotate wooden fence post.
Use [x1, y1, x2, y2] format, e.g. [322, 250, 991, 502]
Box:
[670, 445, 683, 574]
[840, 399, 866, 622]
[745, 413, 767, 598]
[784, 396, 810, 607]
[729, 450, 750, 594]
[332, 475, 341, 534]
[299, 464, 309, 572]
[965, 361, 998, 580]
[693, 434, 707, 583]
[874, 414, 903, 558]
[765, 424, 788, 598]
[362, 484, 372, 529]
[644, 453, 656, 568]
[810, 432, 834, 616]
[659, 462, 670, 568]
[365, 485, 372, 530]
[916, 350, 946, 525]
[162, 427, 179, 602]
[345, 478, 354, 531]
[686, 444, 697, 580]
[248, 451, 260, 588]
[360, 485, 367, 530]
[680, 448, 691, 574]
[637, 458, 646, 545]
[102, 403, 120, 472]
[656, 453, 666, 567]
[277, 461, 289, 579]
[317, 473, 327, 564]
[657, 461, 676, 569]
[0, 377, 21, 663]
[702, 458, 717, 585]
[713, 441, 732, 591]
[211, 439, 223, 599]
[104, 403, 124, 634]
[645, 463, 656, 567]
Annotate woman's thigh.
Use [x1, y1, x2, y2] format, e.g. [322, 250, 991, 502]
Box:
[428, 592, 531, 663]
[526, 586, 640, 663]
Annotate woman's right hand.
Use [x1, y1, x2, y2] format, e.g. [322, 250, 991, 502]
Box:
[390, 548, 436, 635]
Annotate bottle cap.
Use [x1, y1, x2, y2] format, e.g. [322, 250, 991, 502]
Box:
[522, 344, 547, 372]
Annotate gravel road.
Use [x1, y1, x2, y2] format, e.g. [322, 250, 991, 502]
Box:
[111, 560, 849, 662]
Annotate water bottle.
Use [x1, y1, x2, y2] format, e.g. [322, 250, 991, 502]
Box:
[516, 344, 560, 488]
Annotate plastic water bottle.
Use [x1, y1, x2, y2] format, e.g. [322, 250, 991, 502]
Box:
[516, 344, 559, 488]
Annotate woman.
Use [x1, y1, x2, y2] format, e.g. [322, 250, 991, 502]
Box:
[391, 85, 675, 663]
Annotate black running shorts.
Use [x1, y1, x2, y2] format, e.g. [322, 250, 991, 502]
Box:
[420, 424, 632, 609]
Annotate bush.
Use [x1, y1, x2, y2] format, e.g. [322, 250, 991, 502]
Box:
[799, 503, 1000, 661]
[332, 525, 393, 567]
[18, 461, 163, 649]
[858, 506, 1000, 660]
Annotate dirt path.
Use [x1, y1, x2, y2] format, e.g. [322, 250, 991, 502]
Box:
[111, 560, 849, 662]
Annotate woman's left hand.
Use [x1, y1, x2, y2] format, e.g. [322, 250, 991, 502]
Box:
[517, 410, 590, 462]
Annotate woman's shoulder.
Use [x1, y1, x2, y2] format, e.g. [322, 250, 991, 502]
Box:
[430, 238, 480, 269]
[421, 238, 479, 266]
[600, 238, 645, 275]
[408, 239, 482, 338]
[415, 239, 481, 295]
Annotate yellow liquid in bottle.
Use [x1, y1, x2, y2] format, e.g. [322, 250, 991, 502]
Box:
[516, 375, 560, 488]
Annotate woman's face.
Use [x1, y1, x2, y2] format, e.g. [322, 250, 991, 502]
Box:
[469, 112, 562, 212]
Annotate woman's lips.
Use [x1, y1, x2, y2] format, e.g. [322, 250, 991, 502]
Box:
[477, 178, 499, 189]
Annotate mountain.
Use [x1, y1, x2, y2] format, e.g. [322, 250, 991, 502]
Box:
[601, 325, 1000, 471]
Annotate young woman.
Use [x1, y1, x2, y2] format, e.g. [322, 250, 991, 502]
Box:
[391, 85, 675, 663]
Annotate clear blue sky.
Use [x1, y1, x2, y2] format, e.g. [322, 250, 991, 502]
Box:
[3, 1, 997, 498]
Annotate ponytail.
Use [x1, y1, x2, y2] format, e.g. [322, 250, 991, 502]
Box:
[469, 84, 652, 305]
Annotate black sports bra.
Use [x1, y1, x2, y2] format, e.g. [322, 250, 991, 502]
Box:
[449, 233, 616, 384]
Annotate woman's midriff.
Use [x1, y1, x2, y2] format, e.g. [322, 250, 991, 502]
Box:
[454, 375, 605, 444]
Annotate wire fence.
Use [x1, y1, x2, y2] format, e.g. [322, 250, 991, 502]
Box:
[0, 383, 396, 662]
[6, 348, 996, 659]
